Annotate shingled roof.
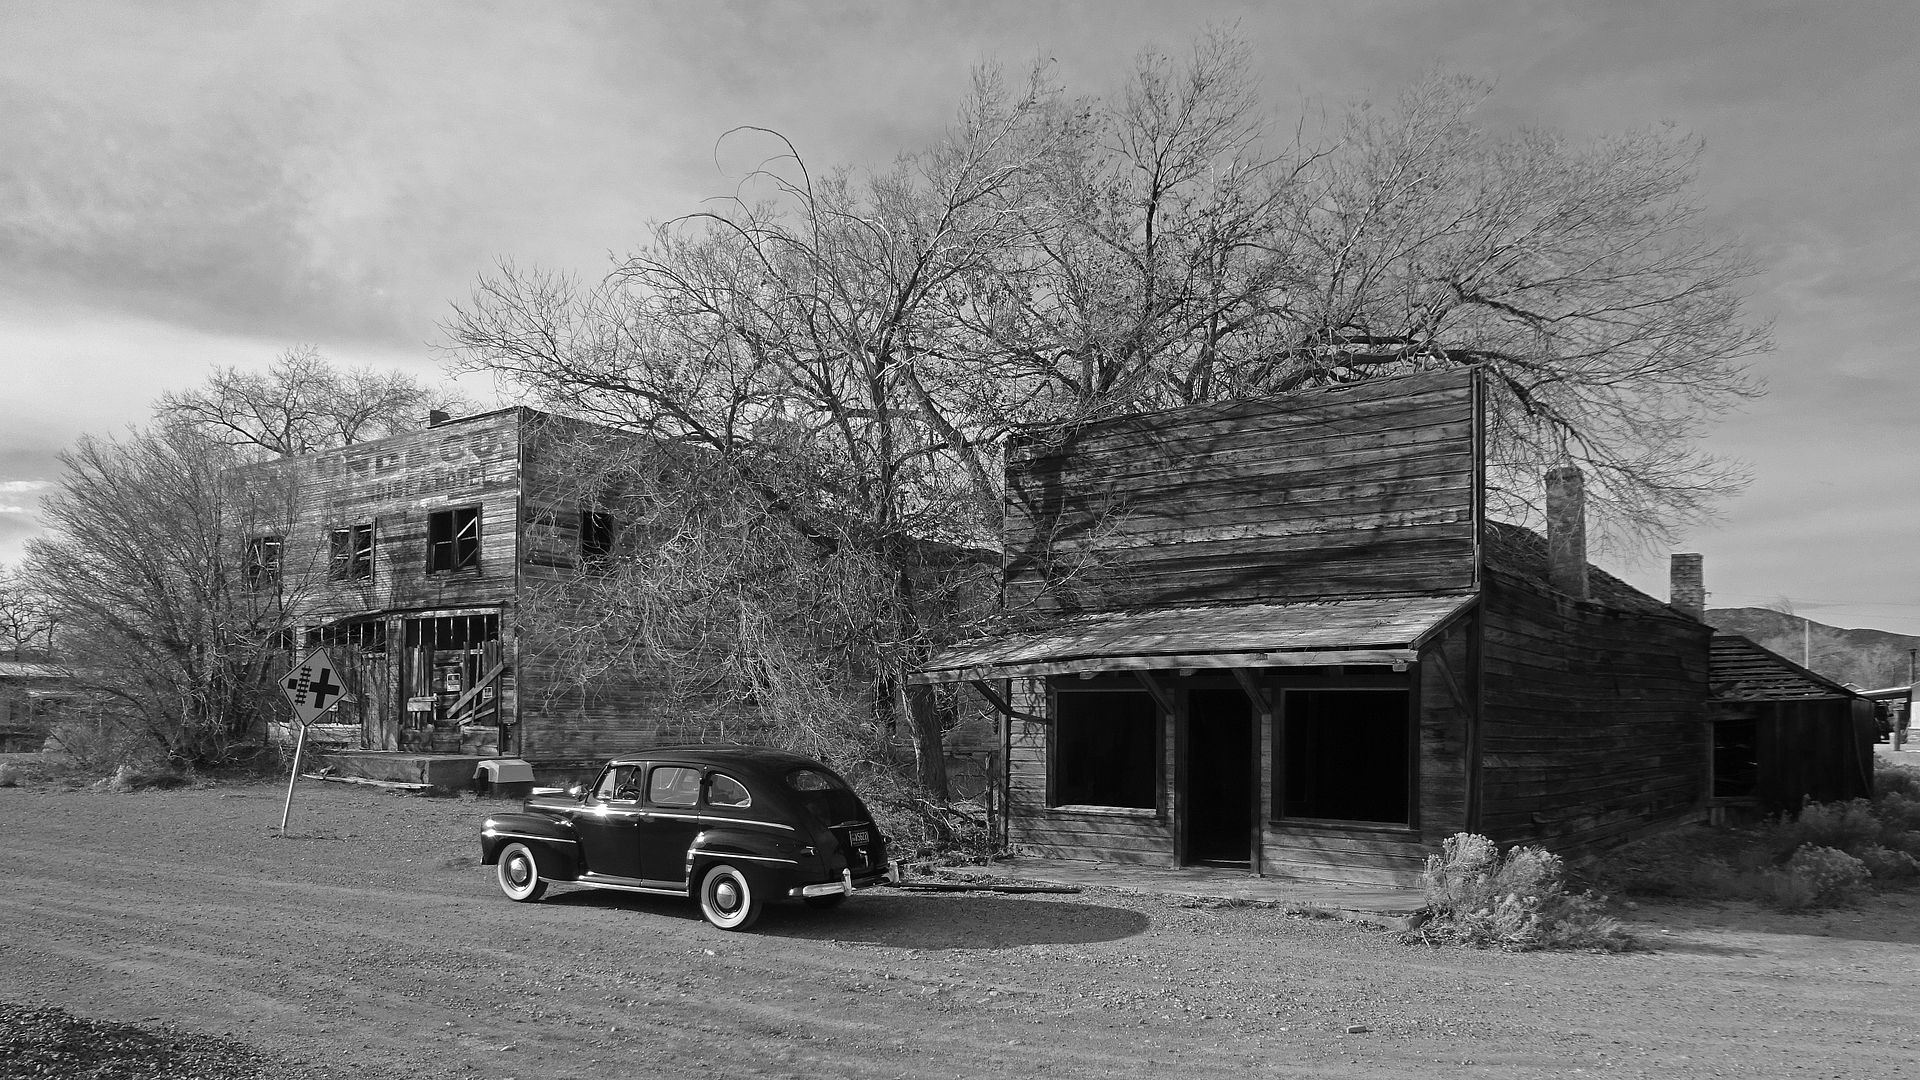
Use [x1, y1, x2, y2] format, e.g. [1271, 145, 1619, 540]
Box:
[1480, 521, 1676, 616]
[1709, 633, 1861, 701]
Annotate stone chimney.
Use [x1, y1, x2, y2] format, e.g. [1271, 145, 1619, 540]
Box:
[1545, 466, 1588, 600]
[428, 409, 453, 427]
[1670, 553, 1705, 621]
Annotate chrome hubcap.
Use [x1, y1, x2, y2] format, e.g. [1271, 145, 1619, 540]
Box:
[713, 879, 740, 912]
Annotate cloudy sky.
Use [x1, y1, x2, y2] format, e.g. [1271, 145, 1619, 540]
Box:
[2, 0, 1915, 635]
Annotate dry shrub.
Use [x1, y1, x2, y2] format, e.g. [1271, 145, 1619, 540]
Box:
[1410, 833, 1635, 952]
[1853, 844, 1920, 884]
[1608, 767, 1920, 911]
[1765, 845, 1871, 910]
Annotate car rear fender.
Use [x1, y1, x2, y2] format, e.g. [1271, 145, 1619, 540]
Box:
[480, 812, 581, 880]
[686, 827, 803, 883]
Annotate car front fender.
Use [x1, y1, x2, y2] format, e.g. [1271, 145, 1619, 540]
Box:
[480, 812, 582, 880]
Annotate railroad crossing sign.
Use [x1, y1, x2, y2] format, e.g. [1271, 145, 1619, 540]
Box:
[281, 648, 348, 725]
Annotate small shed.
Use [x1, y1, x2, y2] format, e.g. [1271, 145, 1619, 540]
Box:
[1707, 634, 1875, 815]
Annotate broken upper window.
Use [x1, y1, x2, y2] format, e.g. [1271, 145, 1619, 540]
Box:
[244, 535, 283, 589]
[579, 508, 616, 562]
[427, 506, 481, 573]
[329, 523, 375, 581]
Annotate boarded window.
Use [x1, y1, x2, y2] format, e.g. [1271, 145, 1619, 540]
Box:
[1053, 688, 1158, 809]
[427, 506, 480, 573]
[1279, 689, 1410, 824]
[244, 535, 283, 589]
[328, 523, 375, 581]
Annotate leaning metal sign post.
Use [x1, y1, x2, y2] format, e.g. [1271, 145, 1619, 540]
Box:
[279, 647, 349, 834]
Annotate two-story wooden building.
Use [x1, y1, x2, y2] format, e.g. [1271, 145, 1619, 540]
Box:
[239, 407, 678, 772]
[242, 407, 1001, 789]
[914, 369, 1721, 887]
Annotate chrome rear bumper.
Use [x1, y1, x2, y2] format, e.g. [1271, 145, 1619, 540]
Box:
[789, 861, 901, 899]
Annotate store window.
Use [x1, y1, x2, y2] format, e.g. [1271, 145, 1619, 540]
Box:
[1052, 688, 1158, 810]
[1279, 688, 1411, 824]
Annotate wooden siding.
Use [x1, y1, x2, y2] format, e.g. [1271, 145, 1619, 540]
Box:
[1476, 569, 1712, 857]
[1004, 677, 1178, 864]
[1260, 828, 1431, 888]
[1004, 369, 1481, 613]
[1712, 698, 1876, 812]
[234, 408, 528, 624]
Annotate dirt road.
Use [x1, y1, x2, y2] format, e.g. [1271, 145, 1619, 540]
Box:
[3, 780, 1917, 1079]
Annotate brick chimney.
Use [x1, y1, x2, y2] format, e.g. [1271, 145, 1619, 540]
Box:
[1545, 466, 1588, 600]
[1670, 553, 1705, 621]
[428, 409, 452, 427]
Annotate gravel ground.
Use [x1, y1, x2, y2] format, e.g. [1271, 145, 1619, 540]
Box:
[3, 774, 1919, 1079]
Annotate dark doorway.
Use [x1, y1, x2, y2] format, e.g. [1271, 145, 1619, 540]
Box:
[1185, 689, 1253, 865]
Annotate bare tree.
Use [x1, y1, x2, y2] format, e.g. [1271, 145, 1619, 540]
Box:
[23, 424, 315, 766]
[974, 56, 1766, 547]
[155, 345, 469, 458]
[450, 69, 1053, 799]
[0, 567, 59, 661]
[450, 38, 1771, 799]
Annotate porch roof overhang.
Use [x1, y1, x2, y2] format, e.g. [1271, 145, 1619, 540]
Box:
[912, 594, 1477, 685]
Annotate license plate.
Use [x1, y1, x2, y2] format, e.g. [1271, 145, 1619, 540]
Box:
[848, 829, 870, 845]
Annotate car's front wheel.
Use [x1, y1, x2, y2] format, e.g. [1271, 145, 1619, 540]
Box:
[697, 863, 763, 930]
[496, 842, 549, 902]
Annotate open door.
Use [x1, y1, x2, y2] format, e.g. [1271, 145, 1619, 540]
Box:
[1184, 688, 1253, 865]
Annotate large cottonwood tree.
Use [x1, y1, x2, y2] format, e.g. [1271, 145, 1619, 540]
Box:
[449, 38, 1768, 796]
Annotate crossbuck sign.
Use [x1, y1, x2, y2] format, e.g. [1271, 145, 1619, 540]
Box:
[281, 648, 348, 725]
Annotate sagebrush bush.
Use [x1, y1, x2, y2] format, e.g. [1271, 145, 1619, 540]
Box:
[1411, 833, 1635, 952]
[1773, 845, 1871, 909]
[1855, 844, 1920, 883]
[1776, 800, 1889, 858]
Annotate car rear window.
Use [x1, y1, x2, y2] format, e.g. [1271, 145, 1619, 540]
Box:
[786, 767, 865, 827]
[785, 768, 850, 793]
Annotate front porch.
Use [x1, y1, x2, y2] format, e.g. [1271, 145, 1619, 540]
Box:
[309, 749, 497, 792]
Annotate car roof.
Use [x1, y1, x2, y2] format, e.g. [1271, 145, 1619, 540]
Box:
[603, 744, 833, 773]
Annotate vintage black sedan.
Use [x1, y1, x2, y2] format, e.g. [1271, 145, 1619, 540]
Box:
[479, 745, 896, 930]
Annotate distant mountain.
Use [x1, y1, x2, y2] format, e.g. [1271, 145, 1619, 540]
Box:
[1707, 607, 1918, 689]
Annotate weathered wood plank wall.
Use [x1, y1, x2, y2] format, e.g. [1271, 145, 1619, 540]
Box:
[1477, 571, 1711, 856]
[1004, 370, 1481, 613]
[1004, 677, 1177, 863]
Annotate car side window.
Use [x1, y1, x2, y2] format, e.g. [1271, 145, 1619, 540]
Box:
[648, 766, 701, 808]
[597, 765, 641, 802]
[707, 772, 750, 808]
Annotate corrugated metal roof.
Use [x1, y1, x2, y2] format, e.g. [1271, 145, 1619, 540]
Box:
[914, 594, 1476, 684]
[1709, 634, 1860, 701]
